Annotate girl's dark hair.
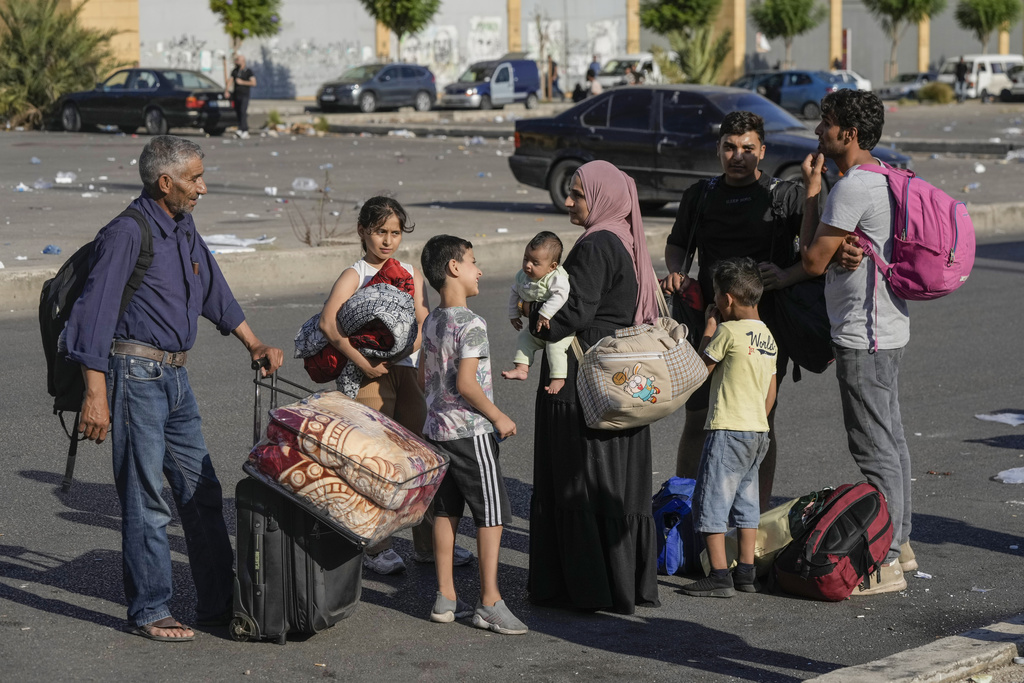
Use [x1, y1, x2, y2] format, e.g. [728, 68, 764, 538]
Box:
[713, 257, 763, 307]
[357, 196, 415, 247]
[820, 90, 885, 150]
[719, 111, 765, 145]
[527, 231, 563, 265]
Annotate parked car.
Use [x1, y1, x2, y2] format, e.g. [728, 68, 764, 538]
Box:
[595, 53, 667, 88]
[441, 59, 540, 109]
[876, 71, 939, 100]
[731, 70, 854, 119]
[317, 63, 436, 113]
[1000, 65, 1024, 101]
[938, 53, 1024, 101]
[830, 69, 872, 91]
[508, 85, 911, 212]
[57, 68, 235, 135]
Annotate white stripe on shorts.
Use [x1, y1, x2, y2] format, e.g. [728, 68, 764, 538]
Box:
[474, 434, 502, 526]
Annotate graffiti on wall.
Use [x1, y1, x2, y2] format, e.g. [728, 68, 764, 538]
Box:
[400, 25, 460, 85]
[141, 35, 226, 72]
[466, 16, 503, 64]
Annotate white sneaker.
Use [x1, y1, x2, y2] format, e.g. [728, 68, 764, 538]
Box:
[363, 548, 406, 575]
[239, 130, 250, 139]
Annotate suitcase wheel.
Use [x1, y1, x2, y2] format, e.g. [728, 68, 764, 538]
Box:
[229, 615, 257, 642]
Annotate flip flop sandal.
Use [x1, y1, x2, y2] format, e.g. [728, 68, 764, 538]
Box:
[131, 617, 195, 642]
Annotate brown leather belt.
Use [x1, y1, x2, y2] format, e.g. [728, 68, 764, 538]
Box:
[111, 341, 187, 367]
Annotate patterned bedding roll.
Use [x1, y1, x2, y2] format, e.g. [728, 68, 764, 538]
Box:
[247, 442, 440, 546]
[264, 391, 448, 511]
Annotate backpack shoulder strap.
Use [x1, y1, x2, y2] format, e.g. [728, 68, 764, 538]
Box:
[116, 208, 154, 317]
[683, 176, 719, 272]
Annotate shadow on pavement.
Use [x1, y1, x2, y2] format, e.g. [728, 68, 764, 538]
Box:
[976, 240, 1024, 264]
[911, 512, 1023, 558]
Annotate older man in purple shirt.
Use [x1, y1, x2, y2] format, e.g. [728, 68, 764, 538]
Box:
[66, 135, 283, 642]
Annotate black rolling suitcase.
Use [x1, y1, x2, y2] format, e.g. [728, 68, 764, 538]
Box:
[229, 363, 362, 644]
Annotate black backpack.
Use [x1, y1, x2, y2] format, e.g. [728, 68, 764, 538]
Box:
[38, 208, 153, 490]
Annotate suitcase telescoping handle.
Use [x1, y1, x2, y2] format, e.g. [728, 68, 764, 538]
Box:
[252, 357, 275, 447]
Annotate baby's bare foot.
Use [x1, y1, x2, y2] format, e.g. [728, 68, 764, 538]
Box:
[545, 378, 566, 394]
[502, 366, 529, 381]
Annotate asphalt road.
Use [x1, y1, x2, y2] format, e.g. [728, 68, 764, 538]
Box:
[3, 120, 1024, 277]
[2, 234, 1024, 680]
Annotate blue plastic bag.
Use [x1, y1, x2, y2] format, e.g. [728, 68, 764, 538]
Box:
[652, 477, 698, 575]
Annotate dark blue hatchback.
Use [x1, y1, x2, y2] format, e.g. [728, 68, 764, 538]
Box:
[731, 70, 854, 120]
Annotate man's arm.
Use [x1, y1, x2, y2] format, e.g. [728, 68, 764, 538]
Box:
[799, 154, 851, 276]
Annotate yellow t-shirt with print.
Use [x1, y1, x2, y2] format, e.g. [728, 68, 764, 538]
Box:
[702, 319, 777, 432]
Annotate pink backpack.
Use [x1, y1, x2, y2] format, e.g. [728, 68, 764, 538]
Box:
[856, 163, 975, 301]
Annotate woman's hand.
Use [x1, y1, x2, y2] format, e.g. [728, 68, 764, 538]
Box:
[359, 358, 389, 379]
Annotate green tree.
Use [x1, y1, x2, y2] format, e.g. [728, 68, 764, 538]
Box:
[0, 0, 119, 128]
[954, 0, 1022, 53]
[640, 0, 733, 84]
[862, 0, 947, 81]
[209, 0, 283, 52]
[749, 0, 828, 69]
[358, 0, 442, 57]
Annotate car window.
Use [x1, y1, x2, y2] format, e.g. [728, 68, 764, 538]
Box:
[707, 91, 807, 132]
[791, 73, 812, 86]
[103, 71, 131, 90]
[581, 98, 609, 127]
[661, 91, 707, 134]
[459, 63, 496, 82]
[992, 62, 1005, 74]
[608, 89, 653, 130]
[731, 75, 753, 89]
[400, 66, 417, 79]
[340, 65, 382, 81]
[495, 66, 510, 83]
[379, 67, 397, 82]
[131, 71, 159, 90]
[600, 59, 628, 76]
[978, 62, 987, 72]
[158, 71, 221, 89]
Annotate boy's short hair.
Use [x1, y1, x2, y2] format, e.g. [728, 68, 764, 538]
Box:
[527, 230, 563, 265]
[719, 111, 765, 145]
[421, 234, 473, 293]
[713, 257, 763, 308]
[820, 89, 885, 150]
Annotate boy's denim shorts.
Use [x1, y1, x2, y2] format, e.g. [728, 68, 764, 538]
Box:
[693, 429, 770, 533]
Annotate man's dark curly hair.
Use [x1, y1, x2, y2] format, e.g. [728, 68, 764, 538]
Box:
[719, 110, 765, 144]
[820, 90, 885, 150]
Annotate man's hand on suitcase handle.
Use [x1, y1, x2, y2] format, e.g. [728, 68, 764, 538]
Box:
[79, 368, 110, 443]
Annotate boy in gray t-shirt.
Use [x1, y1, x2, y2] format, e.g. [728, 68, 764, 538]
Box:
[799, 90, 913, 597]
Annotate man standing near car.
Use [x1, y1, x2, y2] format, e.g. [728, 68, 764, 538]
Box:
[800, 90, 913, 594]
[661, 111, 861, 510]
[955, 56, 969, 103]
[67, 135, 284, 640]
[226, 54, 256, 139]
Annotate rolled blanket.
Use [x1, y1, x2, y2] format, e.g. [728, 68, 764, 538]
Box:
[295, 259, 417, 393]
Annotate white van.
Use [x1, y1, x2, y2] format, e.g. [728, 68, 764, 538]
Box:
[938, 53, 1024, 100]
[595, 53, 671, 88]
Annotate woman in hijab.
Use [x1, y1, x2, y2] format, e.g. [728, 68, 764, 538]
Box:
[527, 160, 661, 614]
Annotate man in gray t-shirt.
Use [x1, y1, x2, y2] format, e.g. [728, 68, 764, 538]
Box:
[799, 90, 913, 596]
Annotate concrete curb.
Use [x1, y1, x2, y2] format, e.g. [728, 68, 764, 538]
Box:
[879, 137, 1024, 155]
[805, 613, 1024, 683]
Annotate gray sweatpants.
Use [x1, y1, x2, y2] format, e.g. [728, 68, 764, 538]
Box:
[833, 345, 912, 564]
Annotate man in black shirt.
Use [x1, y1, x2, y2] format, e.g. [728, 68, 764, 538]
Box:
[226, 54, 256, 139]
[955, 57, 969, 103]
[661, 111, 859, 509]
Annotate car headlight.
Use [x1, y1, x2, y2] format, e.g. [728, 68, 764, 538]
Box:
[465, 88, 477, 96]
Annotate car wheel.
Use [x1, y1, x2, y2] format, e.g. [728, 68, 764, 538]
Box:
[145, 108, 168, 135]
[639, 201, 668, 213]
[413, 90, 433, 112]
[547, 159, 582, 213]
[480, 95, 493, 110]
[359, 91, 377, 113]
[525, 93, 538, 109]
[980, 88, 990, 103]
[1001, 89, 1013, 102]
[119, 125, 137, 134]
[802, 102, 821, 120]
[61, 103, 81, 132]
[203, 126, 226, 136]
[778, 165, 803, 185]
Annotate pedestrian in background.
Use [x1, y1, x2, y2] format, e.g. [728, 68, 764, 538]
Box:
[67, 135, 284, 641]
[801, 89, 914, 595]
[589, 54, 602, 76]
[955, 56, 969, 103]
[586, 69, 603, 98]
[226, 54, 256, 139]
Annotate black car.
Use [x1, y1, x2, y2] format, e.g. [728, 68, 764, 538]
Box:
[317, 63, 437, 113]
[58, 68, 236, 136]
[508, 85, 911, 212]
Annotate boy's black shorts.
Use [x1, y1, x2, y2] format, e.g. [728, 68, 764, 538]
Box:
[429, 433, 511, 528]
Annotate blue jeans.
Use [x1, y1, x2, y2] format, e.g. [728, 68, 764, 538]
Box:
[108, 351, 234, 627]
[833, 346, 911, 563]
[693, 430, 770, 533]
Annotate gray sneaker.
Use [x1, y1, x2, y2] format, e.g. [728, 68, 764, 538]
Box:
[472, 600, 528, 635]
[429, 592, 474, 623]
[412, 544, 475, 567]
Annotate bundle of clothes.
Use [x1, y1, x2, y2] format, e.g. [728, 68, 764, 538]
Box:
[293, 258, 417, 396]
[247, 391, 448, 546]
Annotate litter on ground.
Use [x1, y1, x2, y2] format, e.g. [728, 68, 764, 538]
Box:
[993, 467, 1024, 484]
[975, 411, 1024, 426]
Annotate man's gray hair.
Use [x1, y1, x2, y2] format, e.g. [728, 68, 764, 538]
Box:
[139, 135, 204, 193]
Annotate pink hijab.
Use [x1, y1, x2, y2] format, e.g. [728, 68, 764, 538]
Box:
[574, 160, 659, 325]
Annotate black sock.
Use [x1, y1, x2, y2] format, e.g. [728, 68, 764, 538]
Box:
[735, 563, 755, 576]
[711, 568, 730, 579]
